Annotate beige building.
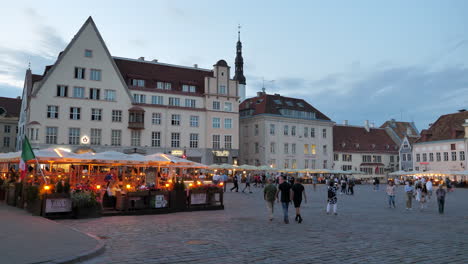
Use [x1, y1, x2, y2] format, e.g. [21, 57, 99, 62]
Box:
[17, 17, 240, 164]
[413, 111, 468, 172]
[0, 97, 21, 153]
[333, 122, 399, 178]
[239, 92, 334, 169]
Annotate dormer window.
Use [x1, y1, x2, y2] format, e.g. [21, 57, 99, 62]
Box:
[286, 101, 294, 106]
[371, 144, 376, 149]
[341, 142, 346, 148]
[355, 143, 360, 149]
[386, 144, 390, 149]
[182, 85, 196, 93]
[131, 79, 145, 87]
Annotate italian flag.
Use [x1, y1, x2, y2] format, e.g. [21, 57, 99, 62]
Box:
[19, 136, 35, 180]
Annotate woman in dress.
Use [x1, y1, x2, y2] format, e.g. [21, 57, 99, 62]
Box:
[326, 181, 338, 215]
[419, 185, 428, 210]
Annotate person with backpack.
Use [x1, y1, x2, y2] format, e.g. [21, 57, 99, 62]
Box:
[326, 181, 338, 215]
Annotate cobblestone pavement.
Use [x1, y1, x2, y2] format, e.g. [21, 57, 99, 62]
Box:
[60, 184, 468, 264]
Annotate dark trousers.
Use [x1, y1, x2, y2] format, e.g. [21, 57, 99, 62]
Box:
[230, 182, 239, 192]
[348, 186, 354, 195]
[438, 198, 445, 214]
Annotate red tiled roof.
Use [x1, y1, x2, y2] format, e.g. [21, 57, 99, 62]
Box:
[113, 57, 214, 95]
[239, 93, 331, 121]
[416, 111, 468, 143]
[380, 120, 419, 139]
[333, 125, 399, 153]
[0, 97, 22, 117]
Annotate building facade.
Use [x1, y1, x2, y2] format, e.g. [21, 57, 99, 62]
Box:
[0, 97, 21, 153]
[380, 119, 420, 171]
[17, 17, 240, 164]
[413, 111, 468, 172]
[239, 92, 334, 169]
[333, 122, 399, 177]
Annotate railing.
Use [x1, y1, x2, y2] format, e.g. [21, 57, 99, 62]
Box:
[128, 121, 144, 129]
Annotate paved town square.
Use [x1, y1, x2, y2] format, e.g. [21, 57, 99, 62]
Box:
[61, 184, 468, 264]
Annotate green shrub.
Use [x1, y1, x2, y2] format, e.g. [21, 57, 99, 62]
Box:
[63, 182, 70, 194]
[173, 180, 186, 192]
[71, 191, 99, 209]
[56, 182, 64, 193]
[26, 185, 40, 203]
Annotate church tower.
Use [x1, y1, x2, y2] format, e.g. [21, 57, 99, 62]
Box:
[233, 25, 246, 102]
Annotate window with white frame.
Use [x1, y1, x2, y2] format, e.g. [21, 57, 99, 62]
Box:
[89, 88, 100, 100]
[311, 144, 316, 154]
[311, 159, 316, 169]
[255, 124, 259, 136]
[133, 94, 146, 104]
[451, 151, 457, 161]
[323, 160, 328, 169]
[47, 106, 59, 119]
[131, 130, 141, 146]
[461, 151, 465, 161]
[416, 153, 421, 162]
[91, 108, 102, 121]
[168, 97, 180, 106]
[171, 114, 181, 126]
[73, 87, 84, 98]
[291, 126, 296, 136]
[225, 135, 232, 149]
[190, 133, 199, 148]
[224, 118, 232, 129]
[292, 159, 297, 169]
[212, 135, 220, 149]
[270, 142, 275, 153]
[322, 128, 327, 138]
[90, 128, 101, 145]
[56, 85, 68, 97]
[284, 143, 289, 154]
[182, 85, 196, 93]
[310, 128, 315, 138]
[429, 153, 434, 162]
[436, 152, 441, 161]
[84, 49, 93, 57]
[46, 127, 58, 144]
[224, 102, 232, 112]
[74, 67, 85, 79]
[218, 85, 226, 94]
[423, 153, 427, 162]
[443, 152, 448, 161]
[3, 125, 10, 133]
[402, 154, 407, 162]
[69, 107, 80, 120]
[212, 101, 220, 110]
[304, 144, 309, 154]
[255, 142, 259, 153]
[3, 137, 9, 147]
[171, 133, 180, 148]
[212, 117, 220, 128]
[270, 124, 275, 135]
[68, 128, 80, 145]
[185, 99, 196, 108]
[112, 110, 122, 122]
[165, 82, 172, 90]
[284, 159, 289, 169]
[151, 96, 163, 105]
[305, 160, 309, 169]
[151, 132, 161, 147]
[131, 79, 145, 87]
[104, 90, 116, 101]
[90, 69, 101, 81]
[111, 130, 121, 146]
[152, 113, 161, 125]
[304, 127, 308, 138]
[190, 116, 199, 127]
[292, 143, 296, 154]
[284, 125, 289, 135]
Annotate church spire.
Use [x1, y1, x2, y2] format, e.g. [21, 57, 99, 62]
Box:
[233, 24, 246, 85]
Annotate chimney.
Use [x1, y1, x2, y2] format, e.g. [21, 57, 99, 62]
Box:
[364, 120, 370, 132]
[193, 64, 198, 68]
[16, 96, 21, 99]
[343, 120, 348, 126]
[257, 91, 263, 97]
[138, 57, 145, 61]
[152, 59, 158, 63]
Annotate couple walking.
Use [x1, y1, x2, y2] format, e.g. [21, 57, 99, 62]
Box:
[264, 176, 307, 224]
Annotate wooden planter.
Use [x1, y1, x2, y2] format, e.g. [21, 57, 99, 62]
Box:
[127, 191, 150, 210]
[189, 190, 208, 206]
[170, 191, 187, 210]
[0, 187, 5, 201]
[6, 185, 16, 206]
[42, 193, 72, 217]
[73, 205, 102, 219]
[26, 199, 43, 216]
[149, 191, 169, 209]
[207, 190, 223, 206]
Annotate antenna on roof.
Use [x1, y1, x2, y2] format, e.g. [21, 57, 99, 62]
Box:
[261, 78, 275, 94]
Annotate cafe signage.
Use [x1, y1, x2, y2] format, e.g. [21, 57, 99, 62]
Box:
[190, 193, 207, 205]
[45, 198, 72, 213]
[80, 135, 90, 145]
[212, 150, 229, 157]
[171, 150, 183, 156]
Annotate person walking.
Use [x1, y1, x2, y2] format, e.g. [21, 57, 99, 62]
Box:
[405, 181, 414, 210]
[326, 181, 338, 215]
[221, 172, 228, 192]
[415, 181, 422, 203]
[386, 180, 396, 208]
[419, 186, 428, 210]
[242, 173, 252, 193]
[436, 184, 446, 214]
[340, 177, 347, 194]
[230, 174, 239, 192]
[348, 177, 355, 195]
[276, 176, 292, 224]
[426, 179, 433, 200]
[291, 178, 307, 223]
[312, 175, 318, 191]
[263, 178, 277, 221]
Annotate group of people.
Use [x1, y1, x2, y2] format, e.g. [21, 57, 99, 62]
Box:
[398, 177, 450, 214]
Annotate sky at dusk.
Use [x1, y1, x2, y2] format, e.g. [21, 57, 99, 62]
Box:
[1, 0, 467, 130]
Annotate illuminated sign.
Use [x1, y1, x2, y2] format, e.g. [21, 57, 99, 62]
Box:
[171, 150, 183, 156]
[212, 150, 229, 157]
[81, 136, 90, 145]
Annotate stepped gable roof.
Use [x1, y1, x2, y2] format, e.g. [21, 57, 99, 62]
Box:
[239, 93, 331, 121]
[113, 57, 214, 95]
[380, 120, 419, 139]
[0, 97, 22, 117]
[416, 111, 468, 143]
[333, 125, 399, 153]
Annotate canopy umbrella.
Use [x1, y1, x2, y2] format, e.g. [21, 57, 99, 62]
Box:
[388, 170, 412, 176]
[237, 164, 258, 171]
[255, 165, 277, 171]
[208, 163, 237, 170]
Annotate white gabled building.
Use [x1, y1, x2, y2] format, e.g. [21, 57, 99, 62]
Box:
[17, 17, 241, 164]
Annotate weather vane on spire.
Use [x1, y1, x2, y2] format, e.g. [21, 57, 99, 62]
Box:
[28, 61, 31, 70]
[238, 24, 241, 41]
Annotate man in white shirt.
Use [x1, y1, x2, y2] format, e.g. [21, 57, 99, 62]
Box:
[426, 179, 433, 200]
[212, 173, 220, 184]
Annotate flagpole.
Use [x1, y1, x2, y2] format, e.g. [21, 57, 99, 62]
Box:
[34, 157, 47, 185]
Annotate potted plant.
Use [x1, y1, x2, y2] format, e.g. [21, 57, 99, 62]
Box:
[170, 180, 187, 210]
[71, 191, 101, 218]
[25, 185, 42, 215]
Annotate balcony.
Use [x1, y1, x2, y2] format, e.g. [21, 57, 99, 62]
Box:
[128, 106, 145, 130]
